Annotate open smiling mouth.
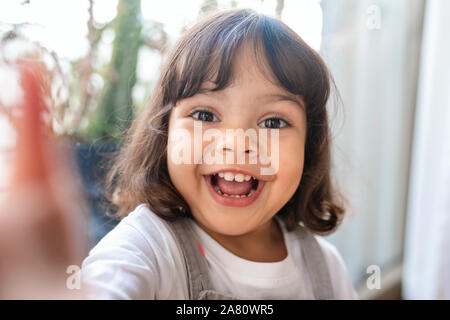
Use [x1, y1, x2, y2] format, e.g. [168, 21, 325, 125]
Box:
[204, 171, 265, 207]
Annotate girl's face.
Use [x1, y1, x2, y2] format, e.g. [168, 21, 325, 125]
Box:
[167, 48, 307, 238]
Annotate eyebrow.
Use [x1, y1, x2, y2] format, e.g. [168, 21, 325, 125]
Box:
[197, 88, 305, 109]
[256, 93, 305, 109]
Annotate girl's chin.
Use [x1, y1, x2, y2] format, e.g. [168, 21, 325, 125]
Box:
[196, 214, 259, 237]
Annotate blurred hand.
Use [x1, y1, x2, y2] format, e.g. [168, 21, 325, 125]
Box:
[0, 61, 89, 299]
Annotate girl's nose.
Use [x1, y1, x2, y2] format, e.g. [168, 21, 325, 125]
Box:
[216, 129, 258, 160]
[222, 146, 253, 153]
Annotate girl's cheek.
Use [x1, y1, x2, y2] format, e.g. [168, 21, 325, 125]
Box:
[167, 117, 197, 166]
[277, 134, 305, 181]
[167, 152, 200, 205]
[167, 129, 198, 198]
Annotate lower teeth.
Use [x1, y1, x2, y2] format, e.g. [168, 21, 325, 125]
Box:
[213, 184, 255, 198]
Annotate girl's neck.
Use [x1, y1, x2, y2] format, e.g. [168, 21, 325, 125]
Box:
[195, 217, 288, 263]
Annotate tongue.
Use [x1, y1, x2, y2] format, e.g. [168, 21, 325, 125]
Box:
[216, 177, 253, 195]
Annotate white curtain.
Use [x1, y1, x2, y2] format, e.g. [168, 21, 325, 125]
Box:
[320, 0, 424, 286]
[402, 0, 450, 300]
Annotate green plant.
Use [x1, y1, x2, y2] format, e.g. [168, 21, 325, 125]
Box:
[85, 0, 142, 142]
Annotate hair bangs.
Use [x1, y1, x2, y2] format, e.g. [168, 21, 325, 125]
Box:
[164, 9, 330, 118]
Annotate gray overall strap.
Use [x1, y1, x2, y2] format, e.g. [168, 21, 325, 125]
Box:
[168, 216, 335, 300]
[169, 217, 212, 299]
[295, 225, 335, 299]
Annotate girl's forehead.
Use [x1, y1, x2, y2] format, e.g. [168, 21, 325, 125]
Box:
[172, 31, 313, 107]
[205, 44, 279, 89]
[231, 42, 273, 74]
[196, 77, 305, 109]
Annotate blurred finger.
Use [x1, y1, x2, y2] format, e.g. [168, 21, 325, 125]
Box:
[13, 60, 48, 185]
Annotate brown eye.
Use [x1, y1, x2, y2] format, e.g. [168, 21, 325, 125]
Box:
[190, 110, 219, 122]
[259, 118, 288, 129]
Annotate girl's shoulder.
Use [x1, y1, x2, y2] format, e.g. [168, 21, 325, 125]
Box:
[89, 204, 181, 262]
[116, 204, 181, 249]
[81, 204, 188, 299]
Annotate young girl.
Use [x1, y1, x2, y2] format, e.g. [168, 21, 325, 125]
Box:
[81, 8, 357, 300]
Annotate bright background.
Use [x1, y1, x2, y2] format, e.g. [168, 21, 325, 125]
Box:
[0, 0, 448, 299]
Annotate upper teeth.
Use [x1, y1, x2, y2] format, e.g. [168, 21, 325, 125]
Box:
[217, 172, 252, 182]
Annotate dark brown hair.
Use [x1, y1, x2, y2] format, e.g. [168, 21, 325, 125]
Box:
[105, 8, 346, 234]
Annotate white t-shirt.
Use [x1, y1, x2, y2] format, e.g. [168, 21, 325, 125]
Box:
[81, 204, 357, 299]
